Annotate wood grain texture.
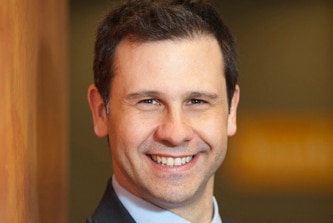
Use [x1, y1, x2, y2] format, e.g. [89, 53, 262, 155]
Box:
[0, 0, 68, 222]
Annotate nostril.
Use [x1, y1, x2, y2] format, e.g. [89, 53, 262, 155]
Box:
[153, 110, 194, 146]
[154, 124, 194, 147]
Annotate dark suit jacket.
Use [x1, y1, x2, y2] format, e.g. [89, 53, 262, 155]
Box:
[87, 178, 232, 223]
[87, 179, 136, 223]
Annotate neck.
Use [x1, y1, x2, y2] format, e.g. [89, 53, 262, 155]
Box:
[167, 177, 215, 223]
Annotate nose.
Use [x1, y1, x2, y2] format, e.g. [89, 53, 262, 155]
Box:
[154, 109, 194, 147]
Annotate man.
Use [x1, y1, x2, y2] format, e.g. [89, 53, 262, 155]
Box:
[87, 0, 240, 222]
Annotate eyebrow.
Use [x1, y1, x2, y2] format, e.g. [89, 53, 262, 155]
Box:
[125, 91, 161, 100]
[125, 90, 219, 101]
[186, 91, 219, 100]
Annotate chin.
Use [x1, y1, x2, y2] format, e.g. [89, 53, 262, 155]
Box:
[142, 182, 208, 209]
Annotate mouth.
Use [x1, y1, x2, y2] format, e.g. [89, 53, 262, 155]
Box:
[150, 155, 195, 167]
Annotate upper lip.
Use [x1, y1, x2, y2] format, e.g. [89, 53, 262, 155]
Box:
[146, 152, 198, 158]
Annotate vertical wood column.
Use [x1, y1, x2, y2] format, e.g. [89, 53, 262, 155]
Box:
[0, 0, 68, 223]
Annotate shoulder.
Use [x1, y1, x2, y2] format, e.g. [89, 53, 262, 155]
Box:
[87, 179, 136, 223]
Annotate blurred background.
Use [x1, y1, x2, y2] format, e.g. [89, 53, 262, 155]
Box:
[69, 0, 333, 222]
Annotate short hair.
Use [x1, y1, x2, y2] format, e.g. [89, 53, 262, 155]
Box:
[94, 0, 238, 107]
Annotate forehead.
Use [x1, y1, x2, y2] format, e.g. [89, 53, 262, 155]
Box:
[113, 35, 224, 76]
[110, 35, 226, 100]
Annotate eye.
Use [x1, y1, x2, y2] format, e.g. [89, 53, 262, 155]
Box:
[138, 99, 160, 105]
[186, 98, 211, 111]
[136, 98, 162, 111]
[188, 99, 207, 105]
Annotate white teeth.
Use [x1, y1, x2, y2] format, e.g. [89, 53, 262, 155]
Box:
[174, 158, 181, 166]
[167, 157, 173, 166]
[151, 155, 194, 167]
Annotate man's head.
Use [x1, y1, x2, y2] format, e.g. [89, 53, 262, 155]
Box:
[93, 0, 238, 109]
[88, 0, 239, 221]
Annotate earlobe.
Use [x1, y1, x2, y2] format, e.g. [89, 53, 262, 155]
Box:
[227, 85, 240, 136]
[87, 84, 108, 138]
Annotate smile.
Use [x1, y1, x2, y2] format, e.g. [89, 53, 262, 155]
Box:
[150, 155, 194, 167]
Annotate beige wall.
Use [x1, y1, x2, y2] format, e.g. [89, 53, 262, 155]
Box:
[0, 0, 68, 222]
[69, 0, 333, 222]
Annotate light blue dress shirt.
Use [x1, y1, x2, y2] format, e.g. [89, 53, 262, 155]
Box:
[113, 176, 222, 223]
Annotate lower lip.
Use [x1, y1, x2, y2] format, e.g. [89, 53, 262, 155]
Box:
[147, 154, 200, 172]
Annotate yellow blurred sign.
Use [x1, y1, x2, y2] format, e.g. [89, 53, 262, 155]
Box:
[226, 112, 333, 194]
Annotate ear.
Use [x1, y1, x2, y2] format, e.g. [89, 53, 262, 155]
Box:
[227, 85, 240, 136]
[87, 84, 108, 138]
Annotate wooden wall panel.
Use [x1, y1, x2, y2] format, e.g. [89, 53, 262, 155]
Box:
[0, 0, 68, 222]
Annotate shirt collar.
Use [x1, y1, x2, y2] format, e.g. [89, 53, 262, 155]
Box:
[112, 176, 222, 223]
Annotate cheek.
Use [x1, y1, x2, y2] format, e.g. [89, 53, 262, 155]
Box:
[196, 117, 229, 170]
[195, 112, 229, 149]
[197, 118, 228, 175]
[108, 117, 143, 173]
[108, 112, 155, 152]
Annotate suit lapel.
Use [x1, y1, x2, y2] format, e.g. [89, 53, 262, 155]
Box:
[87, 178, 136, 223]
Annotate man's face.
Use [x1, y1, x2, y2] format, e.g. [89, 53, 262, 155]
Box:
[95, 36, 239, 208]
